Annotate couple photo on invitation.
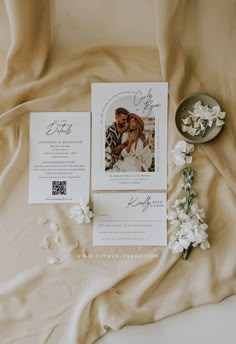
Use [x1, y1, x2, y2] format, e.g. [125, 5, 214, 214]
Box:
[105, 107, 155, 173]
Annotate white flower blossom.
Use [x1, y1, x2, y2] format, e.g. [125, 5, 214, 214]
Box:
[191, 223, 209, 247]
[70, 200, 93, 224]
[216, 118, 225, 126]
[190, 203, 205, 221]
[168, 205, 209, 255]
[168, 210, 178, 221]
[168, 229, 191, 253]
[172, 197, 186, 209]
[177, 209, 191, 223]
[182, 117, 191, 125]
[169, 239, 185, 253]
[169, 216, 209, 254]
[171, 140, 194, 167]
[167, 210, 180, 226]
[200, 239, 210, 250]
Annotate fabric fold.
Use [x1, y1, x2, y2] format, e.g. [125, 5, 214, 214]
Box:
[0, 1, 235, 343]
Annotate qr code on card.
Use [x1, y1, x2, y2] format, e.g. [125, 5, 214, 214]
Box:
[52, 181, 67, 195]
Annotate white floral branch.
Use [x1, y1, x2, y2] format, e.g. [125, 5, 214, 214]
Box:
[169, 141, 210, 259]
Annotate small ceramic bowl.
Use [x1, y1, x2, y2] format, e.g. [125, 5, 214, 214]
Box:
[175, 93, 224, 143]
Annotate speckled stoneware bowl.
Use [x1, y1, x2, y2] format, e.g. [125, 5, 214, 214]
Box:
[175, 93, 224, 143]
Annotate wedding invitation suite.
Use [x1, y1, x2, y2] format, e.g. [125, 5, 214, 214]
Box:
[93, 192, 167, 246]
[28, 112, 90, 203]
[28, 84, 168, 246]
[92, 82, 168, 190]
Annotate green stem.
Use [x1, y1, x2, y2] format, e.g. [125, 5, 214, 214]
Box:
[182, 245, 193, 260]
[185, 191, 190, 213]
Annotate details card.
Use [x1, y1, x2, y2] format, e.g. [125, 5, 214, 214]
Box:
[92, 82, 168, 191]
[93, 192, 167, 246]
[28, 112, 90, 203]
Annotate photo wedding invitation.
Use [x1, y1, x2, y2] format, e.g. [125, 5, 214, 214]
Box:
[92, 82, 168, 246]
[92, 82, 168, 191]
[28, 112, 90, 203]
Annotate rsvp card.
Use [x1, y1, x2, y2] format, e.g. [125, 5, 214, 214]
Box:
[28, 112, 90, 203]
[93, 192, 167, 246]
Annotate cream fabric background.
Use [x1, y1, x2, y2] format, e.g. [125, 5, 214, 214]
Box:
[0, 1, 235, 343]
[97, 295, 236, 343]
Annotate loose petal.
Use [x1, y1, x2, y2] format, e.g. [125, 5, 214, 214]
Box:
[40, 237, 50, 249]
[50, 223, 60, 233]
[216, 118, 224, 126]
[54, 234, 61, 244]
[68, 240, 79, 253]
[38, 217, 48, 225]
[48, 256, 64, 264]
[218, 111, 226, 119]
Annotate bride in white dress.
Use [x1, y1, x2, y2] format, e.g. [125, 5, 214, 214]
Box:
[113, 113, 153, 172]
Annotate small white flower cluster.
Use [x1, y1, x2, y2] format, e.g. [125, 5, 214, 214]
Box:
[181, 101, 226, 136]
[168, 200, 210, 254]
[171, 140, 194, 167]
[70, 200, 93, 224]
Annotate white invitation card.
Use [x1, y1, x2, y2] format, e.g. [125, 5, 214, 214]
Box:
[28, 112, 90, 203]
[92, 82, 168, 191]
[93, 192, 167, 246]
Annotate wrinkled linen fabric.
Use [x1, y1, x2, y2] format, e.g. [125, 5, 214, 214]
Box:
[0, 0, 236, 343]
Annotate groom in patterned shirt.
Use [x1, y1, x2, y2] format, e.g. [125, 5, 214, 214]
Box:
[105, 107, 129, 170]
